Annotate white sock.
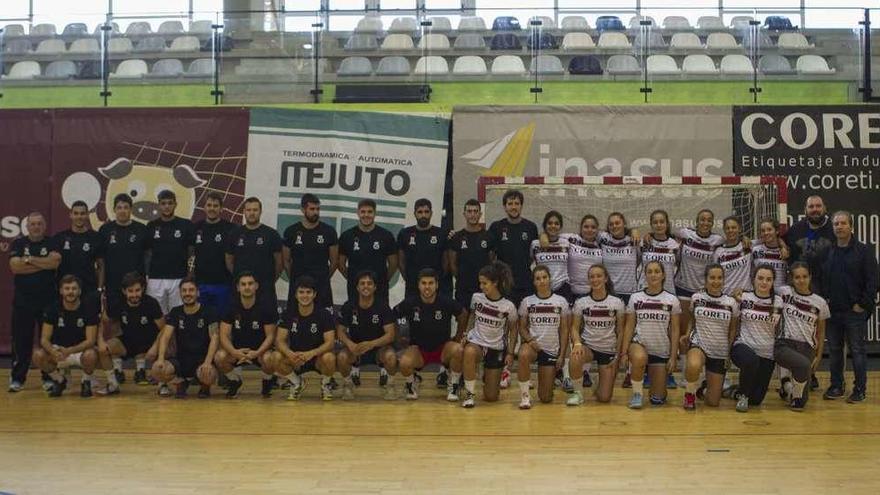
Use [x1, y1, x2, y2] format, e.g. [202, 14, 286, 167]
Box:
[439, 365, 447, 374]
[261, 372, 273, 380]
[135, 359, 146, 371]
[81, 372, 93, 384]
[632, 379, 643, 391]
[112, 358, 123, 372]
[686, 381, 698, 394]
[792, 379, 806, 399]
[321, 375, 331, 386]
[518, 380, 530, 394]
[386, 376, 394, 387]
[562, 359, 571, 379]
[449, 371, 461, 386]
[573, 377, 584, 394]
[225, 367, 242, 381]
[284, 372, 300, 387]
[406, 375, 415, 384]
[464, 379, 476, 394]
[779, 367, 791, 379]
[379, 367, 388, 377]
[351, 366, 360, 376]
[104, 369, 119, 386]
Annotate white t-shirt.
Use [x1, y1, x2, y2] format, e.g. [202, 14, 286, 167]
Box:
[626, 290, 681, 358]
[519, 293, 570, 356]
[751, 242, 787, 289]
[599, 231, 639, 296]
[561, 233, 603, 295]
[638, 236, 680, 294]
[572, 293, 626, 355]
[675, 228, 724, 292]
[778, 286, 830, 349]
[467, 292, 518, 351]
[735, 291, 783, 359]
[689, 290, 739, 360]
[530, 238, 570, 291]
[713, 242, 753, 295]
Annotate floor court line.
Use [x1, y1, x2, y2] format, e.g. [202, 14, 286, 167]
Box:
[1, 430, 878, 438]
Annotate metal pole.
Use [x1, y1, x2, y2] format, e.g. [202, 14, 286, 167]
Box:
[749, 19, 761, 103]
[860, 9, 873, 102]
[211, 21, 224, 105]
[100, 23, 112, 107]
[311, 22, 324, 104]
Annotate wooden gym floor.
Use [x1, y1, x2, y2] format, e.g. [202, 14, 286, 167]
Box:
[0, 369, 878, 494]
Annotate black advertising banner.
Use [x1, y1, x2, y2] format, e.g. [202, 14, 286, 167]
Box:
[733, 105, 880, 346]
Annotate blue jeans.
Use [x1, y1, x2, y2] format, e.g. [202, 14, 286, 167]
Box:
[198, 284, 232, 317]
[825, 310, 868, 392]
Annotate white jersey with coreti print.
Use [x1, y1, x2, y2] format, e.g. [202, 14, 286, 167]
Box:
[637, 236, 680, 294]
[598, 231, 639, 296]
[689, 291, 739, 360]
[561, 233, 603, 295]
[627, 290, 681, 358]
[675, 228, 724, 293]
[751, 242, 787, 289]
[572, 293, 626, 355]
[735, 291, 783, 360]
[467, 292, 518, 351]
[777, 286, 830, 349]
[530, 238, 570, 291]
[713, 242, 753, 295]
[519, 293, 570, 357]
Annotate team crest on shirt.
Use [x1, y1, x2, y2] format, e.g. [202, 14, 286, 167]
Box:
[63, 240, 71, 250]
[77, 318, 84, 327]
[197, 319, 204, 328]
[409, 236, 416, 246]
[413, 309, 420, 322]
[129, 234, 137, 243]
[121, 315, 128, 325]
[57, 317, 65, 327]
[174, 230, 181, 238]
[234, 321, 241, 330]
[252, 321, 260, 330]
[195, 234, 203, 244]
[373, 241, 380, 250]
[316, 235, 324, 244]
[521, 232, 528, 240]
[214, 234, 222, 242]
[140, 316, 148, 324]
[434, 310, 443, 320]
[256, 237, 264, 246]
[177, 319, 185, 329]
[481, 240, 488, 248]
[295, 234, 303, 245]
[353, 240, 360, 251]
[291, 322, 298, 333]
[460, 240, 468, 249]
[310, 323, 318, 334]
[154, 229, 161, 239]
[430, 236, 438, 245]
[82, 243, 90, 252]
[501, 230, 508, 241]
[372, 314, 380, 324]
[109, 234, 117, 244]
[352, 313, 359, 325]
[237, 238, 245, 247]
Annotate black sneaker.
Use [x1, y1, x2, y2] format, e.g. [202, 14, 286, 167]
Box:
[269, 376, 279, 390]
[822, 386, 845, 400]
[649, 394, 667, 406]
[218, 374, 230, 389]
[197, 385, 211, 399]
[414, 371, 423, 384]
[351, 373, 361, 387]
[48, 378, 67, 398]
[810, 374, 819, 391]
[327, 376, 339, 390]
[175, 380, 189, 399]
[436, 369, 448, 389]
[225, 379, 242, 399]
[261, 379, 273, 398]
[583, 370, 593, 388]
[114, 369, 126, 384]
[379, 369, 388, 388]
[80, 380, 92, 398]
[846, 390, 866, 403]
[134, 369, 149, 385]
[789, 397, 806, 411]
[778, 377, 791, 400]
[695, 380, 707, 400]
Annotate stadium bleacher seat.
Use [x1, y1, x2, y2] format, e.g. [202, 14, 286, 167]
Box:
[453, 33, 487, 50]
[1, 24, 25, 37]
[158, 21, 185, 35]
[529, 55, 565, 75]
[62, 23, 89, 37]
[742, 30, 773, 50]
[530, 16, 556, 29]
[562, 33, 595, 50]
[628, 16, 656, 29]
[381, 34, 414, 51]
[93, 22, 120, 36]
[184, 58, 213, 77]
[76, 60, 101, 79]
[4, 39, 32, 54]
[427, 17, 452, 33]
[125, 22, 153, 36]
[527, 32, 558, 50]
[777, 33, 813, 50]
[453, 56, 488, 75]
[706, 33, 739, 51]
[345, 34, 379, 51]
[189, 20, 213, 35]
[633, 31, 667, 50]
[419, 34, 450, 50]
[596, 16, 625, 32]
[376, 56, 411, 75]
[568, 55, 603, 75]
[490, 33, 522, 50]
[730, 16, 753, 30]
[720, 54, 753, 74]
[134, 36, 167, 53]
[111, 59, 148, 78]
[646, 54, 680, 75]
[682, 54, 718, 75]
[108, 38, 134, 54]
[169, 36, 200, 52]
[491, 55, 526, 74]
[663, 16, 691, 30]
[796, 55, 835, 74]
[146, 58, 184, 78]
[35, 39, 66, 55]
[458, 17, 487, 32]
[355, 16, 383, 33]
[414, 56, 449, 75]
[492, 17, 522, 31]
[597, 32, 631, 49]
[561, 16, 590, 31]
[670, 33, 703, 50]
[389, 17, 418, 33]
[39, 60, 77, 79]
[338, 57, 373, 76]
[697, 16, 725, 30]
[764, 16, 795, 30]
[69, 38, 99, 54]
[30, 23, 57, 37]
[758, 54, 795, 74]
[606, 54, 641, 75]
[234, 59, 296, 76]
[4, 60, 41, 79]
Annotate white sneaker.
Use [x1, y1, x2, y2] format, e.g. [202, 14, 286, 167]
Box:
[157, 383, 172, 397]
[404, 380, 419, 400]
[342, 379, 355, 400]
[566, 391, 584, 406]
[7, 381, 23, 393]
[499, 368, 511, 389]
[446, 382, 461, 402]
[628, 391, 643, 409]
[383, 384, 397, 401]
[321, 382, 333, 401]
[287, 381, 305, 401]
[519, 392, 532, 410]
[462, 391, 475, 408]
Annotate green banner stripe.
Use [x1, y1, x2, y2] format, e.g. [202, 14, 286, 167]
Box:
[250, 107, 449, 142]
[278, 203, 407, 220]
[278, 192, 407, 208]
[250, 129, 448, 149]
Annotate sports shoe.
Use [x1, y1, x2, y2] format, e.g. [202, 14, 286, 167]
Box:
[48, 378, 67, 398]
[436, 369, 448, 389]
[95, 383, 120, 396]
[554, 369, 563, 388]
[823, 386, 845, 400]
[175, 381, 188, 399]
[197, 385, 211, 399]
[462, 391, 476, 408]
[628, 391, 643, 409]
[562, 377, 575, 394]
[287, 381, 305, 401]
[519, 392, 532, 410]
[225, 379, 243, 399]
[778, 377, 792, 401]
[269, 376, 280, 390]
[351, 369, 361, 387]
[8, 381, 23, 393]
[846, 390, 866, 403]
[446, 382, 461, 402]
[566, 392, 584, 406]
[736, 395, 749, 413]
[321, 382, 333, 401]
[327, 376, 338, 390]
[80, 380, 93, 398]
[810, 373, 819, 391]
[666, 374, 678, 389]
[696, 380, 707, 400]
[157, 383, 172, 397]
[260, 379, 273, 398]
[683, 392, 696, 411]
[42, 379, 54, 392]
[722, 384, 740, 400]
[500, 368, 511, 389]
[404, 380, 419, 400]
[379, 368, 389, 388]
[383, 383, 397, 401]
[342, 379, 355, 400]
[622, 372, 632, 388]
[217, 373, 229, 389]
[114, 369, 126, 385]
[583, 370, 593, 388]
[789, 397, 806, 412]
[134, 369, 149, 386]
[649, 394, 667, 406]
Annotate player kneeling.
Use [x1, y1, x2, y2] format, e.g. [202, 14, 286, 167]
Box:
[151, 278, 220, 399]
[33, 275, 99, 397]
[268, 276, 336, 401]
[395, 269, 468, 401]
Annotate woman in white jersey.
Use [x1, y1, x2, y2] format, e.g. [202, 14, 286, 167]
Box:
[559, 214, 603, 300]
[530, 211, 572, 302]
[713, 216, 753, 295]
[638, 209, 680, 295]
[730, 265, 783, 412]
[681, 264, 739, 410]
[622, 261, 681, 409]
[516, 265, 570, 409]
[568, 264, 626, 405]
[751, 218, 790, 289]
[773, 262, 829, 412]
[599, 212, 640, 306]
[462, 261, 519, 408]
[673, 209, 724, 347]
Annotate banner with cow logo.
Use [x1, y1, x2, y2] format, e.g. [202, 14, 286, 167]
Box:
[247, 108, 450, 306]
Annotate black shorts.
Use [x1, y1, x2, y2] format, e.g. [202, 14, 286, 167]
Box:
[536, 350, 558, 367]
[483, 348, 506, 370]
[675, 286, 696, 299]
[647, 354, 668, 365]
[168, 355, 202, 379]
[120, 335, 154, 358]
[296, 356, 319, 374]
[588, 347, 616, 366]
[355, 348, 380, 366]
[690, 345, 727, 375]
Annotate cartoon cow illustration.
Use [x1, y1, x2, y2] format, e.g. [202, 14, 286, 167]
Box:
[60, 158, 206, 229]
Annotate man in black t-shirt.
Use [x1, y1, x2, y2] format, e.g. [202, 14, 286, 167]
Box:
[98, 193, 149, 316]
[450, 199, 495, 309]
[54, 200, 104, 303]
[215, 271, 278, 399]
[338, 199, 398, 303]
[146, 190, 195, 314]
[785, 195, 835, 292]
[152, 278, 220, 399]
[488, 189, 538, 308]
[267, 276, 337, 401]
[397, 198, 449, 300]
[8, 212, 61, 392]
[225, 197, 283, 307]
[282, 193, 338, 310]
[336, 271, 398, 400]
[395, 269, 468, 401]
[99, 272, 165, 395]
[193, 192, 234, 316]
[32, 275, 99, 398]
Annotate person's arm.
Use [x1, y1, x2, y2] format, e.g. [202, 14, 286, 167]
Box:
[9, 256, 41, 274]
[569, 313, 583, 347]
[314, 330, 336, 357]
[28, 251, 62, 270]
[203, 322, 220, 367]
[727, 316, 739, 348]
[668, 313, 681, 373]
[448, 249, 459, 277]
[461, 311, 475, 343]
[856, 245, 879, 312]
[517, 312, 532, 347]
[557, 312, 571, 365]
[812, 319, 826, 372]
[219, 321, 238, 355]
[336, 322, 356, 351]
[282, 246, 292, 274]
[453, 309, 469, 342]
[505, 317, 518, 366]
[275, 326, 295, 361]
[96, 257, 105, 290]
[337, 253, 349, 279]
[144, 249, 152, 277]
[273, 250, 283, 281]
[328, 245, 339, 277]
[386, 253, 399, 282]
[369, 322, 396, 349]
[621, 312, 635, 361]
[397, 248, 407, 283]
[74, 324, 98, 354]
[255, 322, 276, 357]
[187, 246, 195, 276]
[40, 323, 60, 359]
[157, 324, 174, 362]
[614, 312, 627, 364]
[224, 253, 234, 276]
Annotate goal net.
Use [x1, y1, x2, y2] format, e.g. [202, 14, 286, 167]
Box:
[477, 176, 788, 238]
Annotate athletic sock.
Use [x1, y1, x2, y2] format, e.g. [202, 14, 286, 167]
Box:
[49, 370, 64, 382]
[439, 365, 447, 374]
[686, 381, 698, 394]
[225, 366, 243, 382]
[104, 369, 119, 387]
[406, 375, 415, 384]
[112, 358, 123, 372]
[464, 379, 476, 394]
[283, 372, 300, 388]
[518, 380, 530, 394]
[321, 375, 331, 386]
[386, 376, 394, 388]
[562, 359, 571, 379]
[261, 372, 273, 380]
[135, 359, 146, 371]
[81, 372, 93, 384]
[631, 379, 644, 391]
[792, 379, 807, 399]
[449, 371, 461, 385]
[573, 377, 584, 394]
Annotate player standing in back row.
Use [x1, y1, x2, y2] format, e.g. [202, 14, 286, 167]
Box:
[282, 194, 338, 310]
[192, 191, 234, 315]
[397, 198, 449, 300]
[226, 197, 283, 307]
[146, 190, 195, 314]
[338, 199, 398, 303]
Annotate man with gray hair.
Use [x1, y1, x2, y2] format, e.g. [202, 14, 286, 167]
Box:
[7, 212, 61, 392]
[819, 210, 879, 403]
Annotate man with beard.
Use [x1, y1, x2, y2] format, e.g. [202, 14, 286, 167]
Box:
[338, 199, 398, 303]
[785, 195, 835, 293]
[225, 197, 283, 307]
[99, 193, 149, 320]
[53, 200, 104, 306]
[397, 198, 449, 300]
[193, 192, 234, 315]
[449, 199, 495, 310]
[282, 194, 338, 310]
[146, 190, 195, 314]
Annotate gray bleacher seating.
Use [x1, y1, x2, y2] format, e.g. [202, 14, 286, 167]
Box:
[39, 60, 77, 79]
[490, 33, 521, 50]
[458, 17, 487, 32]
[628, 16, 656, 30]
[419, 34, 450, 50]
[30, 23, 57, 37]
[76, 60, 101, 79]
[4, 39, 32, 54]
[663, 16, 691, 30]
[796, 55, 834, 74]
[453, 33, 486, 50]
[147, 58, 184, 78]
[111, 59, 148, 78]
[62, 23, 89, 37]
[453, 56, 488, 75]
[189, 20, 213, 35]
[381, 34, 414, 51]
[730, 16, 753, 29]
[427, 17, 452, 33]
[1, 24, 26, 37]
[338, 56, 373, 76]
[632, 31, 667, 51]
[125, 22, 153, 36]
[355, 16, 383, 33]
[490, 55, 525, 75]
[69, 38, 99, 54]
[345, 34, 379, 51]
[414, 56, 449, 75]
[561, 16, 589, 31]
[606, 54, 641, 75]
[389, 17, 418, 33]
[777, 33, 813, 50]
[562, 33, 595, 50]
[530, 16, 557, 29]
[647, 54, 680, 75]
[184, 58, 213, 77]
[376, 56, 411, 76]
[670, 32, 703, 50]
[741, 29, 773, 50]
[158, 21, 185, 34]
[4, 60, 41, 79]
[93, 22, 120, 36]
[697, 16, 725, 30]
[35, 39, 66, 55]
[529, 55, 565, 75]
[706, 33, 739, 51]
[169, 36, 200, 52]
[682, 54, 718, 75]
[134, 36, 167, 53]
[720, 54, 753, 74]
[758, 54, 795, 74]
[108, 37, 134, 54]
[597, 32, 631, 48]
